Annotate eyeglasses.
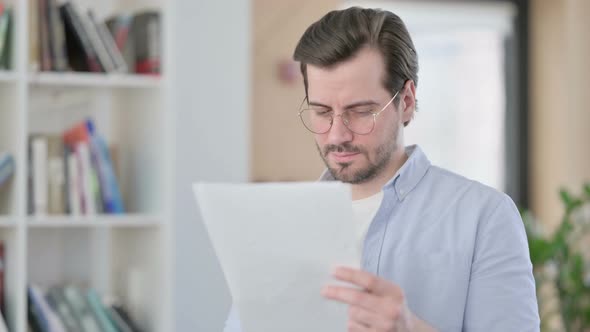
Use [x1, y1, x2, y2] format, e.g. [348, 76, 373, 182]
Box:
[298, 91, 399, 135]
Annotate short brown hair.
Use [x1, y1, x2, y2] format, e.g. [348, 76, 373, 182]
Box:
[293, 7, 418, 108]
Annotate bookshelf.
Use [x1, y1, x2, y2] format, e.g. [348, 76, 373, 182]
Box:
[28, 72, 162, 88]
[0, 0, 172, 331]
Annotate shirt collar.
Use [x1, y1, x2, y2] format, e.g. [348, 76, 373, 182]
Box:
[319, 145, 431, 201]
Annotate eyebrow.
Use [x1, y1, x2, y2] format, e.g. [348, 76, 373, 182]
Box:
[308, 100, 380, 110]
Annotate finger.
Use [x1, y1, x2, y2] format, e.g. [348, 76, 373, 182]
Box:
[347, 319, 370, 332]
[349, 304, 400, 330]
[322, 285, 381, 311]
[333, 266, 402, 298]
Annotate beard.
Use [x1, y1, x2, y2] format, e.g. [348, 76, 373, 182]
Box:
[317, 127, 399, 184]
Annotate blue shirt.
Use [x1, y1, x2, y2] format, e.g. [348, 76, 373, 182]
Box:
[225, 145, 539, 331]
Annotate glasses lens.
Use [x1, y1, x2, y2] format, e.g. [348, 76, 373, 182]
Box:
[300, 108, 332, 134]
[345, 111, 375, 135]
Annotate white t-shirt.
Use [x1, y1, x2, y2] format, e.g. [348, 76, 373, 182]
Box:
[351, 191, 384, 255]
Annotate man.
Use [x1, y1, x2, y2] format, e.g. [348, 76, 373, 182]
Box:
[226, 6, 539, 331]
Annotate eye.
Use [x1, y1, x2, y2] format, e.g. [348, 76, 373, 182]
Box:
[313, 109, 332, 117]
[349, 109, 374, 117]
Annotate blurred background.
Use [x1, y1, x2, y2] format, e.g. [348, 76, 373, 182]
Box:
[0, 0, 587, 331]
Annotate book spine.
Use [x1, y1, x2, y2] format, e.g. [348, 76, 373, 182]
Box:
[75, 142, 96, 215]
[86, 290, 119, 332]
[47, 0, 68, 71]
[63, 286, 103, 332]
[81, 9, 115, 72]
[90, 12, 128, 73]
[46, 288, 83, 332]
[60, 2, 102, 72]
[32, 137, 48, 216]
[38, 0, 52, 71]
[47, 157, 65, 214]
[0, 154, 14, 187]
[67, 151, 81, 216]
[87, 121, 124, 213]
[0, 10, 10, 68]
[29, 0, 40, 71]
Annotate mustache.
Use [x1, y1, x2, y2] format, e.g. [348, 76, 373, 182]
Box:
[323, 143, 364, 156]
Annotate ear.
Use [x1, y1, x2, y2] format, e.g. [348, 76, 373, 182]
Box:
[400, 80, 416, 126]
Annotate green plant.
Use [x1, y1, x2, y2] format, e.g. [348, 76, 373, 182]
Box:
[523, 184, 590, 331]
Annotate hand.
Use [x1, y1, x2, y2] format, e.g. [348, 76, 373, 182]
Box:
[321, 266, 435, 332]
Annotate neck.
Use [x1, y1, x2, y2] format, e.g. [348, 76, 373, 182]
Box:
[351, 147, 408, 200]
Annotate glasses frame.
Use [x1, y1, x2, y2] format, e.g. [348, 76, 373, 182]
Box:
[297, 90, 400, 135]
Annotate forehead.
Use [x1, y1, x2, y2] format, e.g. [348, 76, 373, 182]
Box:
[306, 47, 388, 101]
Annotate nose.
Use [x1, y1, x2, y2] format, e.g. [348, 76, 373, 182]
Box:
[326, 113, 353, 145]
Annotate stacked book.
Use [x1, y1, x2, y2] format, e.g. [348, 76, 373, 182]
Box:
[30, 0, 161, 75]
[0, 2, 12, 70]
[28, 284, 142, 332]
[28, 118, 124, 216]
[0, 152, 14, 189]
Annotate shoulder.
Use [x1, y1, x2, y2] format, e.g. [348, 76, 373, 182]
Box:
[425, 165, 508, 207]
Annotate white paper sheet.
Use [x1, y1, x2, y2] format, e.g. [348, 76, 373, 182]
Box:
[193, 182, 359, 332]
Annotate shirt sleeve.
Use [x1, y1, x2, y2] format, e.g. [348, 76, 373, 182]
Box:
[463, 193, 540, 331]
[223, 304, 243, 332]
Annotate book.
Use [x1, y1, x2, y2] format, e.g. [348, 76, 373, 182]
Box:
[105, 15, 134, 73]
[31, 136, 49, 216]
[47, 135, 65, 214]
[46, 287, 84, 332]
[65, 147, 81, 216]
[111, 305, 142, 332]
[0, 307, 7, 332]
[46, 0, 68, 71]
[132, 11, 160, 74]
[0, 153, 14, 188]
[38, 0, 52, 71]
[28, 285, 67, 332]
[86, 290, 118, 332]
[29, 0, 40, 70]
[60, 1, 102, 72]
[0, 7, 12, 70]
[64, 119, 124, 214]
[89, 11, 128, 73]
[77, 8, 114, 72]
[74, 142, 96, 215]
[62, 286, 102, 332]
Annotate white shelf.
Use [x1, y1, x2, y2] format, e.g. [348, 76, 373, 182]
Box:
[27, 214, 163, 228]
[28, 72, 162, 88]
[0, 216, 16, 227]
[0, 0, 173, 331]
[0, 71, 17, 83]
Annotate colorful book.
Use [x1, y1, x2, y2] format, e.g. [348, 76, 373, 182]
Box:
[86, 290, 118, 332]
[47, 135, 65, 214]
[64, 119, 124, 214]
[0, 153, 14, 188]
[28, 285, 66, 332]
[66, 147, 81, 216]
[60, 1, 102, 72]
[132, 11, 160, 74]
[46, 287, 84, 332]
[89, 11, 127, 73]
[0, 7, 12, 70]
[62, 286, 102, 332]
[46, 0, 68, 71]
[38, 0, 52, 71]
[31, 136, 48, 216]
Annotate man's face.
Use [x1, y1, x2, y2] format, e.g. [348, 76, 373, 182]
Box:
[306, 47, 411, 184]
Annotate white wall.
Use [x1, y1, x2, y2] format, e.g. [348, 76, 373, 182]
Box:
[171, 0, 251, 330]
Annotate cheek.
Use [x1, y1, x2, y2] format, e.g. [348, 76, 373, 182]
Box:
[314, 134, 328, 150]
